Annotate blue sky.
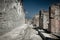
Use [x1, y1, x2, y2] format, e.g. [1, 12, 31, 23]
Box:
[23, 0, 60, 19]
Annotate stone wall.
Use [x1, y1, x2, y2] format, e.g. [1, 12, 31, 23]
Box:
[25, 19, 32, 25]
[39, 10, 43, 29]
[49, 4, 60, 36]
[41, 10, 49, 30]
[0, 0, 25, 35]
[32, 14, 39, 27]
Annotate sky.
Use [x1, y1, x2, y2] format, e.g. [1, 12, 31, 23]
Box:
[23, 0, 60, 19]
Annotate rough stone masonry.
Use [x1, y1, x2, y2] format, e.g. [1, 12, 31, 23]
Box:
[0, 0, 25, 35]
[0, 0, 42, 40]
[49, 4, 60, 37]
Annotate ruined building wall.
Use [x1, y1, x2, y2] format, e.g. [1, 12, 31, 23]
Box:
[25, 19, 32, 24]
[49, 4, 60, 36]
[39, 10, 43, 29]
[32, 14, 39, 27]
[41, 10, 49, 30]
[0, 0, 25, 35]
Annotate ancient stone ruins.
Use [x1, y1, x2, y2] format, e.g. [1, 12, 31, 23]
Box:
[0, 0, 42, 40]
[0, 0, 60, 40]
[32, 3, 60, 40]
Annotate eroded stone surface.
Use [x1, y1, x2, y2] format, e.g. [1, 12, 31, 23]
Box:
[49, 4, 60, 36]
[0, 24, 42, 40]
[0, 0, 42, 40]
[0, 0, 25, 35]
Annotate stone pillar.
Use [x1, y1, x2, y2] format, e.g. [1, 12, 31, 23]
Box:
[49, 4, 60, 37]
[39, 10, 43, 29]
[41, 10, 49, 30]
[0, 0, 25, 35]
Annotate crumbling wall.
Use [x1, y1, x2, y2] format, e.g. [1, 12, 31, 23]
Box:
[49, 4, 60, 36]
[39, 11, 43, 29]
[32, 14, 39, 27]
[0, 0, 25, 35]
[41, 10, 49, 30]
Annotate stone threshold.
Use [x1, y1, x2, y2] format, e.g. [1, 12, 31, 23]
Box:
[37, 29, 60, 40]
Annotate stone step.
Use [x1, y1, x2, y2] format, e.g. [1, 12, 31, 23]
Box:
[38, 29, 60, 40]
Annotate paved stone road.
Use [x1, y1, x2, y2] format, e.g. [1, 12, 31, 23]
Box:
[0, 24, 42, 40]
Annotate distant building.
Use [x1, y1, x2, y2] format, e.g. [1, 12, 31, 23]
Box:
[32, 14, 39, 27]
[25, 18, 32, 24]
[49, 3, 60, 37]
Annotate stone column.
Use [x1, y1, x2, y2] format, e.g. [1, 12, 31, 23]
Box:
[41, 10, 49, 30]
[49, 4, 60, 37]
[39, 10, 43, 29]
